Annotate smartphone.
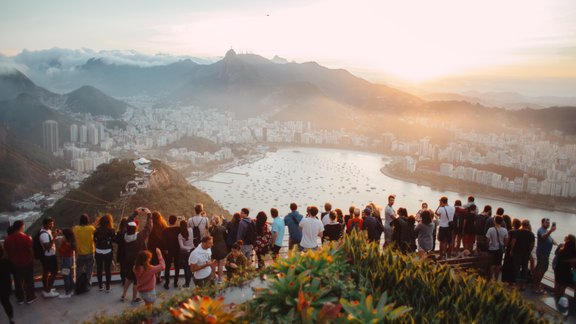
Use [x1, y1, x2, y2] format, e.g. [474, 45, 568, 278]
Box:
[552, 222, 556, 227]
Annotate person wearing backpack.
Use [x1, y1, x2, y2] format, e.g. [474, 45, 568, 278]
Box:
[236, 208, 255, 261]
[346, 208, 363, 235]
[284, 203, 303, 250]
[3, 220, 37, 304]
[474, 205, 491, 254]
[188, 204, 209, 247]
[39, 217, 59, 298]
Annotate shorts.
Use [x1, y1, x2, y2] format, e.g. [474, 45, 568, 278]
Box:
[489, 249, 504, 265]
[139, 289, 156, 303]
[535, 253, 550, 272]
[438, 227, 452, 243]
[125, 262, 137, 283]
[41, 255, 58, 274]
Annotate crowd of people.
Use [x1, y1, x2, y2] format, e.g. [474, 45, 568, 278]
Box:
[1, 196, 575, 323]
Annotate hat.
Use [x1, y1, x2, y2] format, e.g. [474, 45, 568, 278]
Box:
[127, 221, 137, 227]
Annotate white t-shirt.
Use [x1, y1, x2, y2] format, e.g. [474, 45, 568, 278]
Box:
[384, 205, 395, 228]
[188, 245, 212, 279]
[486, 227, 508, 251]
[39, 229, 56, 256]
[436, 206, 455, 228]
[299, 217, 324, 249]
[321, 213, 331, 226]
[178, 228, 195, 252]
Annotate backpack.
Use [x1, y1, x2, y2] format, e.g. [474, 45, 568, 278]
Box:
[243, 219, 257, 245]
[192, 218, 205, 247]
[33, 229, 47, 259]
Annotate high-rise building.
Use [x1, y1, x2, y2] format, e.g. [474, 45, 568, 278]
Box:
[88, 124, 99, 145]
[70, 124, 78, 142]
[43, 120, 59, 153]
[79, 125, 88, 143]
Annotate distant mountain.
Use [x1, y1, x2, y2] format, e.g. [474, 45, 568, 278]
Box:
[65, 85, 128, 118]
[422, 91, 576, 110]
[0, 70, 61, 105]
[31, 159, 230, 231]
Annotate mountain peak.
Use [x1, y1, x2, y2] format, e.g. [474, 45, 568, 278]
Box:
[225, 49, 237, 60]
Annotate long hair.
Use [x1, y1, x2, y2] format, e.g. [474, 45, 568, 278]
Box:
[134, 250, 152, 269]
[99, 213, 114, 230]
[232, 212, 241, 224]
[256, 211, 267, 236]
[151, 211, 168, 238]
[179, 220, 189, 240]
[117, 217, 128, 235]
[62, 228, 76, 251]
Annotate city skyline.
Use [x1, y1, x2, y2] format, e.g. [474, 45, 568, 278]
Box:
[1, 0, 576, 96]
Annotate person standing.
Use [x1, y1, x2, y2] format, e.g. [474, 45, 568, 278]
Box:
[435, 196, 455, 259]
[73, 214, 96, 292]
[285, 203, 303, 251]
[189, 204, 209, 247]
[115, 218, 128, 286]
[532, 218, 556, 293]
[321, 202, 333, 226]
[509, 219, 535, 290]
[236, 208, 254, 261]
[323, 211, 343, 242]
[58, 228, 75, 298]
[299, 206, 324, 251]
[189, 236, 216, 287]
[39, 217, 59, 298]
[3, 220, 36, 304]
[270, 208, 285, 259]
[383, 195, 397, 247]
[362, 207, 384, 244]
[0, 244, 15, 324]
[148, 211, 168, 284]
[415, 210, 434, 258]
[162, 215, 182, 289]
[553, 234, 576, 301]
[177, 220, 194, 288]
[121, 208, 152, 304]
[209, 215, 228, 282]
[94, 214, 115, 292]
[486, 216, 509, 281]
[254, 212, 272, 269]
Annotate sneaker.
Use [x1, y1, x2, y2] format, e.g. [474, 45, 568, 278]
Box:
[58, 293, 72, 299]
[131, 297, 142, 305]
[26, 296, 38, 304]
[50, 288, 57, 293]
[43, 291, 59, 298]
[105, 287, 112, 293]
[17, 300, 25, 305]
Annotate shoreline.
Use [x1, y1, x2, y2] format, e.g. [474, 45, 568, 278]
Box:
[380, 166, 576, 215]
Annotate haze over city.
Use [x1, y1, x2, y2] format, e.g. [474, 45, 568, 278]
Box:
[2, 0, 576, 96]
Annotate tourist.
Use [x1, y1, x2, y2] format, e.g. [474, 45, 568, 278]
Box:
[58, 228, 75, 298]
[346, 207, 363, 234]
[115, 217, 128, 286]
[383, 195, 397, 247]
[486, 215, 508, 281]
[435, 196, 455, 259]
[502, 215, 512, 231]
[452, 200, 465, 256]
[121, 208, 152, 304]
[236, 208, 255, 261]
[323, 211, 343, 242]
[209, 215, 229, 282]
[148, 211, 168, 284]
[344, 206, 355, 231]
[189, 204, 209, 247]
[94, 213, 115, 292]
[225, 241, 249, 279]
[509, 219, 535, 290]
[162, 215, 182, 289]
[501, 218, 521, 284]
[532, 218, 556, 294]
[177, 220, 194, 288]
[0, 244, 15, 324]
[464, 196, 476, 210]
[474, 205, 491, 254]
[484, 207, 504, 234]
[299, 206, 324, 251]
[321, 202, 333, 226]
[225, 213, 241, 250]
[270, 208, 285, 259]
[285, 203, 303, 251]
[134, 248, 165, 306]
[189, 235, 215, 287]
[254, 211, 272, 269]
[3, 220, 37, 304]
[334, 208, 345, 225]
[392, 208, 416, 254]
[553, 234, 576, 301]
[461, 204, 477, 253]
[362, 207, 384, 244]
[417, 202, 436, 250]
[415, 210, 434, 258]
[73, 213, 96, 292]
[39, 217, 59, 298]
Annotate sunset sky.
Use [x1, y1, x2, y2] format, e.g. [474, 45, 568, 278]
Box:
[1, 0, 575, 95]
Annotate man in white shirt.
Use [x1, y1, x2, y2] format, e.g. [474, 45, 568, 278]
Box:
[188, 235, 215, 287]
[383, 195, 397, 247]
[188, 203, 209, 246]
[299, 206, 324, 251]
[39, 217, 59, 298]
[435, 196, 455, 259]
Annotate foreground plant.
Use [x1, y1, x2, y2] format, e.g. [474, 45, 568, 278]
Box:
[169, 295, 243, 323]
[339, 291, 412, 323]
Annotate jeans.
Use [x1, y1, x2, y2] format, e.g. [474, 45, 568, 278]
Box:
[241, 244, 253, 262]
[76, 253, 94, 289]
[179, 250, 192, 286]
[13, 263, 36, 302]
[164, 250, 180, 286]
[61, 257, 75, 294]
[95, 252, 113, 289]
